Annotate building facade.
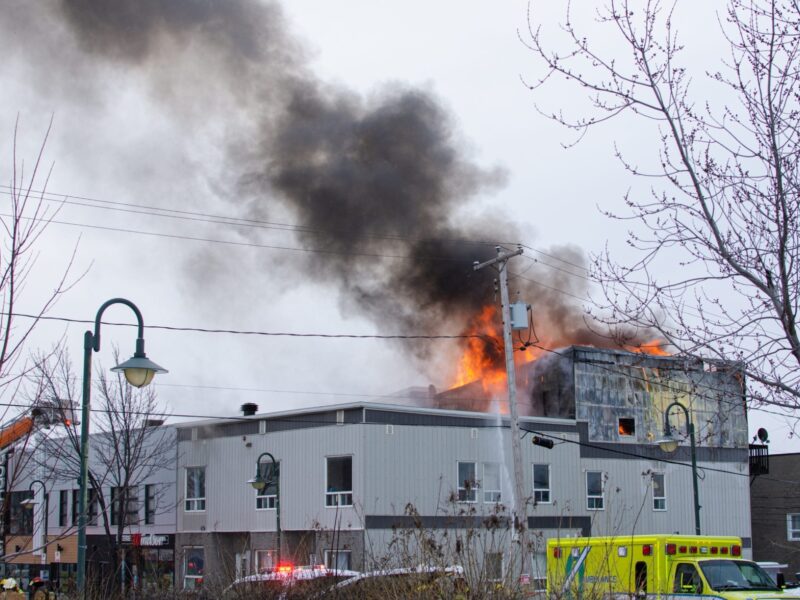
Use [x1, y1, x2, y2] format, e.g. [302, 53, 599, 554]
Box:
[1, 424, 177, 593]
[751, 453, 800, 579]
[173, 346, 753, 589]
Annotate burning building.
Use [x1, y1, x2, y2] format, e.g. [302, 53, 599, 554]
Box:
[167, 346, 751, 586]
[436, 345, 748, 447]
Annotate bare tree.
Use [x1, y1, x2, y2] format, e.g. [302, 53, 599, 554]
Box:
[31, 346, 175, 595]
[523, 0, 800, 410]
[0, 117, 78, 396]
[0, 118, 80, 562]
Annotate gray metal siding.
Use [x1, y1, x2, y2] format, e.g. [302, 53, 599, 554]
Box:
[175, 412, 754, 562]
[177, 424, 364, 533]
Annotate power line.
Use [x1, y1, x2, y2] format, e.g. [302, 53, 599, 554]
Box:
[3, 186, 751, 329]
[7, 311, 496, 344]
[0, 186, 515, 250]
[2, 189, 736, 330]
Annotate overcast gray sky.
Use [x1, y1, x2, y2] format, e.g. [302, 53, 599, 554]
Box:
[1, 1, 794, 451]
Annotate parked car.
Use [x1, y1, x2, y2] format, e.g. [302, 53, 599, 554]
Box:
[224, 564, 359, 599]
[757, 562, 800, 594]
[329, 565, 466, 598]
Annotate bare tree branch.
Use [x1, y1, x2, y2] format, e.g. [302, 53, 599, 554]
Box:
[525, 0, 800, 411]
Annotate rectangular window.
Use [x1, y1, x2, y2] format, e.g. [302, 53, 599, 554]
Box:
[71, 488, 99, 525]
[483, 462, 501, 503]
[457, 461, 477, 503]
[72, 489, 79, 526]
[145, 484, 156, 525]
[256, 461, 279, 510]
[325, 550, 351, 571]
[59, 490, 68, 527]
[788, 514, 800, 540]
[587, 471, 604, 510]
[87, 488, 99, 525]
[325, 456, 353, 507]
[255, 549, 275, 574]
[618, 417, 635, 436]
[486, 552, 503, 581]
[533, 464, 551, 504]
[8, 491, 34, 535]
[653, 473, 666, 511]
[110, 486, 138, 526]
[183, 547, 204, 590]
[185, 467, 206, 512]
[127, 485, 139, 525]
[111, 487, 119, 526]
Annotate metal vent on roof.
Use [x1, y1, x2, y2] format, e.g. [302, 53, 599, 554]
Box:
[385, 424, 394, 435]
[471, 428, 478, 439]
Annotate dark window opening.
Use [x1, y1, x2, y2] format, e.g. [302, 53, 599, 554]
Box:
[59, 490, 68, 527]
[619, 418, 635, 436]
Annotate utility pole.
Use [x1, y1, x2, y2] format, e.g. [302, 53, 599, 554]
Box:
[473, 245, 528, 577]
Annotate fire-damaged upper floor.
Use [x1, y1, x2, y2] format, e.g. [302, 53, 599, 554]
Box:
[435, 345, 748, 448]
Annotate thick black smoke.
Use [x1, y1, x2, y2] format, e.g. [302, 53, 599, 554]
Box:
[36, 0, 648, 371]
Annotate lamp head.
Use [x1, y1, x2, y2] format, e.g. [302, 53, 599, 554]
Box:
[656, 432, 680, 453]
[21, 497, 38, 509]
[248, 476, 267, 491]
[111, 352, 167, 388]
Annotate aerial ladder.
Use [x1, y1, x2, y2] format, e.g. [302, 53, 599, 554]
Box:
[0, 403, 72, 452]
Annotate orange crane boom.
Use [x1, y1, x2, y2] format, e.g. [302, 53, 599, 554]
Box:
[0, 416, 35, 450]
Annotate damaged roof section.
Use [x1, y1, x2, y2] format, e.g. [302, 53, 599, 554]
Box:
[520, 346, 747, 448]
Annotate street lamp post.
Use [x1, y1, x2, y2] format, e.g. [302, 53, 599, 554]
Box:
[76, 299, 167, 598]
[21, 479, 47, 563]
[655, 400, 701, 535]
[248, 452, 280, 567]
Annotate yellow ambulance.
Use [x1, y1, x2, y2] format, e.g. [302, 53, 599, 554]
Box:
[547, 535, 785, 600]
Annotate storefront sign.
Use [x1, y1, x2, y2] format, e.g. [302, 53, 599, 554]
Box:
[140, 535, 170, 547]
[123, 533, 171, 547]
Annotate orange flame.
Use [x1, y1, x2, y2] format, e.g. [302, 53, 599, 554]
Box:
[625, 338, 671, 356]
[451, 305, 542, 400]
[450, 306, 670, 391]
[453, 306, 504, 388]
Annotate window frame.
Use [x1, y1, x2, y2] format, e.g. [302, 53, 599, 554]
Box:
[533, 463, 551, 504]
[145, 484, 156, 525]
[788, 514, 800, 540]
[185, 467, 207, 512]
[457, 461, 478, 503]
[71, 489, 79, 526]
[586, 470, 605, 511]
[58, 489, 68, 527]
[618, 417, 636, 437]
[325, 455, 353, 507]
[111, 487, 120, 526]
[652, 472, 667, 511]
[255, 549, 275, 574]
[183, 546, 205, 590]
[324, 549, 352, 571]
[482, 462, 501, 503]
[87, 488, 99, 525]
[486, 551, 504, 582]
